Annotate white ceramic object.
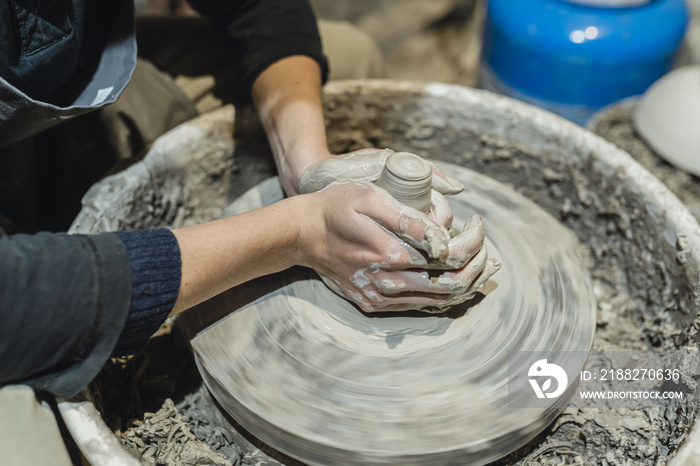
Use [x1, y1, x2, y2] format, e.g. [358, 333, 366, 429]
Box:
[375, 151, 432, 213]
[633, 66, 700, 177]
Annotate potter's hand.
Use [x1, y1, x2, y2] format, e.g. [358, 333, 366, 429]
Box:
[299, 149, 464, 196]
[299, 182, 501, 313]
[299, 148, 464, 253]
[299, 148, 499, 269]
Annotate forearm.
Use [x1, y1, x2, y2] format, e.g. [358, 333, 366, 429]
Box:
[252, 55, 333, 196]
[170, 195, 306, 314]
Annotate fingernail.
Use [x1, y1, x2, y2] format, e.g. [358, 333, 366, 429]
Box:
[464, 215, 482, 230]
[431, 175, 464, 195]
[446, 175, 464, 190]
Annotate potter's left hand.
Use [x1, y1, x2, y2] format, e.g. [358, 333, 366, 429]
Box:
[298, 148, 464, 196]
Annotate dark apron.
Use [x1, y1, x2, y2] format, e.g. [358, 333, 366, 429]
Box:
[0, 2, 198, 234]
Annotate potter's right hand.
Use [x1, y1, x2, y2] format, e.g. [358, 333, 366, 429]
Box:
[297, 181, 498, 313]
[299, 148, 467, 258]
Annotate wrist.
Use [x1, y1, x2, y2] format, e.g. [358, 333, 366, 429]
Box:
[251, 56, 331, 197]
[283, 148, 333, 195]
[289, 192, 323, 269]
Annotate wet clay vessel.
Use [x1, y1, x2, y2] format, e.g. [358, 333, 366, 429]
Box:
[375, 151, 433, 213]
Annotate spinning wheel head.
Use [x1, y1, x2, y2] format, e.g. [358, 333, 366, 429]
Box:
[190, 162, 596, 465]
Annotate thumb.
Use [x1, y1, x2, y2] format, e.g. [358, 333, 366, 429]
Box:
[357, 183, 451, 260]
[427, 160, 464, 195]
[299, 149, 393, 194]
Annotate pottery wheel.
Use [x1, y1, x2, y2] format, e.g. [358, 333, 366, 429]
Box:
[188, 162, 596, 466]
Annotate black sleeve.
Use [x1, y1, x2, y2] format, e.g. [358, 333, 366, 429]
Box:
[0, 232, 132, 397]
[187, 0, 329, 94]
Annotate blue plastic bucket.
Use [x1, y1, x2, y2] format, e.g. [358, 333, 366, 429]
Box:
[480, 0, 688, 125]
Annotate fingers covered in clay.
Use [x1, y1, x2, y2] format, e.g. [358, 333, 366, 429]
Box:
[470, 257, 502, 291]
[398, 214, 487, 271]
[318, 250, 501, 314]
[426, 160, 464, 195]
[299, 181, 501, 314]
[377, 247, 489, 296]
[298, 148, 464, 197]
[299, 149, 393, 194]
[440, 215, 487, 269]
[429, 190, 454, 229]
[379, 253, 501, 313]
[356, 183, 452, 260]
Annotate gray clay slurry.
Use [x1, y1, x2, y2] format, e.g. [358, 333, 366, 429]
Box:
[190, 162, 596, 466]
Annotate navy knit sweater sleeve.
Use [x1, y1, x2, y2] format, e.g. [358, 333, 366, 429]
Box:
[0, 228, 180, 397]
[112, 229, 181, 356]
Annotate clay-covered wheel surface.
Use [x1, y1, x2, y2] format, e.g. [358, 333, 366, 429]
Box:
[191, 162, 596, 466]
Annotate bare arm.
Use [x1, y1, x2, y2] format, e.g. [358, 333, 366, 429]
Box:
[170, 181, 498, 316]
[252, 55, 332, 196]
[170, 195, 305, 314]
[172, 56, 330, 311]
[171, 55, 330, 313]
[251, 55, 466, 197]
